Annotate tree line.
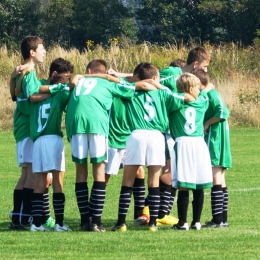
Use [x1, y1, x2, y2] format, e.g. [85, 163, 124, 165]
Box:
[0, 0, 259, 50]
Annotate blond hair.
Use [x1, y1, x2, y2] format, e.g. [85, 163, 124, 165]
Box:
[177, 72, 200, 93]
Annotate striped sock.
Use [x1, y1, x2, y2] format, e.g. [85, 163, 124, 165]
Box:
[89, 181, 106, 226]
[53, 193, 65, 226]
[211, 185, 223, 224]
[117, 186, 132, 225]
[167, 187, 177, 215]
[75, 182, 89, 225]
[31, 193, 43, 227]
[132, 178, 145, 219]
[148, 187, 160, 225]
[42, 188, 50, 224]
[222, 187, 228, 223]
[158, 180, 171, 219]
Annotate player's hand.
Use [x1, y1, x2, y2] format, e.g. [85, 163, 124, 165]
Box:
[107, 68, 117, 75]
[10, 64, 28, 79]
[204, 123, 209, 135]
[184, 93, 196, 102]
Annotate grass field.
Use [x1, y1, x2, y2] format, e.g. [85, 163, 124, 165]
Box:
[0, 128, 260, 260]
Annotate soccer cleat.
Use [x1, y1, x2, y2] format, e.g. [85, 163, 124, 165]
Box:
[190, 222, 202, 230]
[147, 224, 158, 232]
[202, 220, 223, 228]
[111, 223, 127, 232]
[221, 222, 229, 227]
[80, 223, 90, 231]
[90, 223, 106, 232]
[54, 224, 72, 232]
[172, 222, 189, 230]
[142, 206, 150, 218]
[44, 216, 55, 229]
[134, 214, 150, 226]
[157, 215, 178, 226]
[30, 224, 52, 232]
[8, 222, 29, 231]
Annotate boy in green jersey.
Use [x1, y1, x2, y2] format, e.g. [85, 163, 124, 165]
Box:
[170, 73, 213, 231]
[191, 69, 232, 228]
[111, 63, 191, 232]
[9, 56, 74, 230]
[9, 36, 46, 230]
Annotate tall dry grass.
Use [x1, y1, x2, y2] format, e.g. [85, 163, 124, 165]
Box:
[1, 42, 260, 130]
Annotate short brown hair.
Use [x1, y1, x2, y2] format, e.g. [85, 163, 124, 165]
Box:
[50, 74, 70, 84]
[186, 47, 210, 65]
[191, 68, 209, 86]
[138, 62, 159, 80]
[21, 36, 43, 60]
[169, 59, 186, 68]
[86, 59, 107, 73]
[177, 72, 201, 93]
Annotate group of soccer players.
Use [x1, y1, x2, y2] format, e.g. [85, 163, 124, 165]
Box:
[8, 36, 232, 232]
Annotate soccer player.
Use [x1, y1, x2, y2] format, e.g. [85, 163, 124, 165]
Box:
[170, 73, 213, 231]
[158, 47, 211, 225]
[65, 59, 143, 232]
[191, 69, 232, 228]
[8, 36, 46, 230]
[9, 56, 74, 230]
[111, 63, 192, 232]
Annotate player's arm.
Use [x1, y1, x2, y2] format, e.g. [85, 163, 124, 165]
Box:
[15, 67, 34, 97]
[135, 79, 162, 91]
[183, 93, 196, 102]
[30, 93, 52, 103]
[204, 117, 222, 135]
[203, 82, 215, 92]
[107, 68, 132, 78]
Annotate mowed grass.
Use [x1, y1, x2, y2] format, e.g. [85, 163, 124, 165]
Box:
[0, 128, 259, 260]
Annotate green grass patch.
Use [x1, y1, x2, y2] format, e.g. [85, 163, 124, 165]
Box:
[0, 128, 259, 259]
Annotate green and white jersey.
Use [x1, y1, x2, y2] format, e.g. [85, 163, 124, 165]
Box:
[159, 66, 182, 92]
[30, 86, 70, 141]
[16, 71, 42, 116]
[204, 89, 232, 168]
[169, 90, 209, 138]
[13, 107, 30, 143]
[65, 77, 135, 138]
[124, 87, 184, 133]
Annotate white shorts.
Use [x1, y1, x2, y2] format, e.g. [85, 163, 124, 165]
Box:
[33, 135, 65, 173]
[16, 137, 33, 167]
[105, 147, 125, 175]
[70, 133, 108, 164]
[124, 130, 165, 166]
[171, 136, 213, 190]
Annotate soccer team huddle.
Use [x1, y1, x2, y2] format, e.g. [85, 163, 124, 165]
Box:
[9, 36, 232, 232]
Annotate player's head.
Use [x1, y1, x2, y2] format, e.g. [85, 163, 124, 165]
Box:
[86, 59, 107, 74]
[50, 74, 70, 85]
[191, 68, 209, 89]
[132, 62, 147, 81]
[169, 59, 186, 68]
[177, 72, 201, 98]
[49, 58, 74, 78]
[138, 62, 159, 82]
[21, 36, 46, 62]
[186, 47, 210, 72]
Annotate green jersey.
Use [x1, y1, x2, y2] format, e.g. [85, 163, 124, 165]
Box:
[169, 90, 209, 138]
[65, 77, 135, 138]
[204, 89, 232, 168]
[124, 87, 185, 133]
[30, 86, 70, 141]
[159, 66, 182, 92]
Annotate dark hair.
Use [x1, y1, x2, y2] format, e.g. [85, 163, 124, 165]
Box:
[186, 47, 210, 65]
[169, 59, 186, 68]
[50, 74, 70, 84]
[21, 36, 43, 60]
[191, 68, 209, 86]
[49, 58, 74, 77]
[133, 62, 146, 76]
[138, 62, 158, 80]
[86, 59, 107, 73]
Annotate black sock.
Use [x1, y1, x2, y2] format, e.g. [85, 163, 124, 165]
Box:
[177, 190, 189, 226]
[158, 180, 171, 219]
[222, 187, 228, 223]
[89, 181, 106, 226]
[192, 189, 204, 224]
[167, 187, 177, 215]
[12, 189, 23, 225]
[75, 182, 89, 226]
[42, 188, 50, 224]
[211, 185, 223, 224]
[148, 187, 160, 225]
[53, 193, 65, 226]
[117, 186, 132, 225]
[132, 178, 145, 219]
[31, 193, 43, 227]
[21, 188, 33, 225]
